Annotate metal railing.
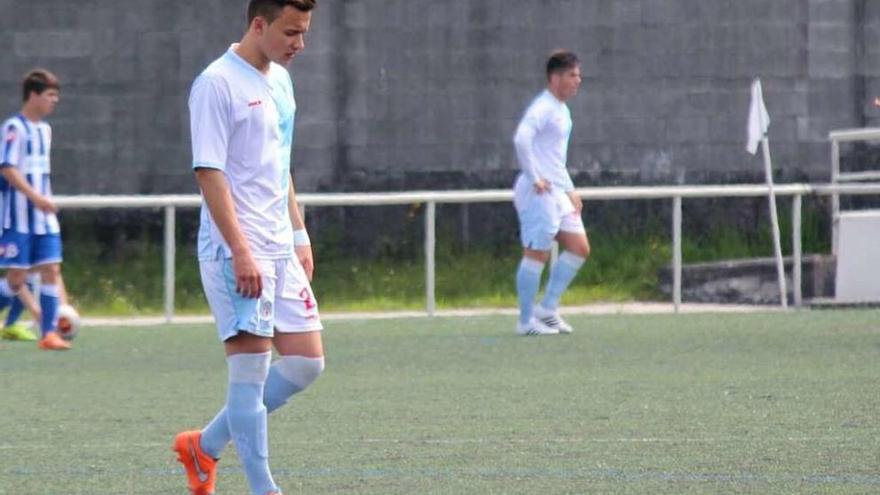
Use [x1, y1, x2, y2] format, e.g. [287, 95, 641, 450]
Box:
[54, 183, 880, 322]
[829, 127, 880, 256]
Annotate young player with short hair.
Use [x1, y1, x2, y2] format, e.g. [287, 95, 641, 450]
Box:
[173, 1, 324, 494]
[0, 68, 69, 350]
[512, 50, 591, 336]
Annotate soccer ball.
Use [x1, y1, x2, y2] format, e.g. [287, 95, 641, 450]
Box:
[56, 304, 81, 340]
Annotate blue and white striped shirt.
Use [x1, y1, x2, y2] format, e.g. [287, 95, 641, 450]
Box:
[0, 114, 61, 235]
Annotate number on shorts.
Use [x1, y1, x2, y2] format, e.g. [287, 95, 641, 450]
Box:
[300, 288, 316, 311]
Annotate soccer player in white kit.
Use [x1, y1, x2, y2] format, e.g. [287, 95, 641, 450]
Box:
[172, 2, 323, 495]
[512, 51, 590, 336]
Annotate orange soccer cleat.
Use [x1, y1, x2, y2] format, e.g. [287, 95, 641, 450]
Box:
[37, 332, 71, 350]
[173, 430, 218, 495]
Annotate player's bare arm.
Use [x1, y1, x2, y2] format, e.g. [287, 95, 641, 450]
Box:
[288, 178, 314, 280]
[0, 167, 57, 213]
[195, 168, 262, 298]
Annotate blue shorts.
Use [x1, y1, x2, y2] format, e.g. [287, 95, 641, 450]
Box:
[0, 231, 63, 269]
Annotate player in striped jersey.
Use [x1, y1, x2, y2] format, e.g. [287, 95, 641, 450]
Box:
[0, 69, 69, 350]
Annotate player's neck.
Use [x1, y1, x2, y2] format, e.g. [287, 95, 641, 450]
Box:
[235, 38, 271, 74]
[547, 86, 567, 103]
[20, 104, 43, 123]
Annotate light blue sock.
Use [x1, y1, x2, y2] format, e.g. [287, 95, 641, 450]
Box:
[516, 257, 545, 324]
[224, 352, 278, 495]
[540, 252, 586, 311]
[201, 356, 326, 459]
[0, 279, 15, 313]
[39, 284, 60, 338]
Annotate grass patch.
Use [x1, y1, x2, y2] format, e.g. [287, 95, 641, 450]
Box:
[1, 310, 879, 494]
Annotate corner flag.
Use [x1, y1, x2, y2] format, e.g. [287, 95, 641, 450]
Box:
[746, 78, 788, 308]
[746, 79, 770, 155]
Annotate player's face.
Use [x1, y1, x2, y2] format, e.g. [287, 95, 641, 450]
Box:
[30, 88, 60, 117]
[255, 7, 311, 66]
[551, 66, 582, 101]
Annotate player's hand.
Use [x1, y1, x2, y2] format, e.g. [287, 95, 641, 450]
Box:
[567, 191, 583, 213]
[295, 245, 314, 281]
[33, 196, 57, 214]
[233, 253, 262, 299]
[534, 179, 550, 194]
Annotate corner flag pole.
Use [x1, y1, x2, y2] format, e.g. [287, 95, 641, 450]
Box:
[747, 78, 788, 308]
[760, 137, 788, 309]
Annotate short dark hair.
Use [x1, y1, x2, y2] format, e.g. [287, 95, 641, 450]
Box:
[22, 69, 60, 102]
[247, 0, 316, 25]
[546, 50, 579, 79]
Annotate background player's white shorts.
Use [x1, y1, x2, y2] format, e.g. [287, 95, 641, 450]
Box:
[200, 255, 323, 342]
[513, 175, 585, 250]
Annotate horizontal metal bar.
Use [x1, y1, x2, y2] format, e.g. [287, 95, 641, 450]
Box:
[51, 182, 880, 210]
[836, 171, 880, 182]
[812, 183, 880, 196]
[828, 127, 880, 142]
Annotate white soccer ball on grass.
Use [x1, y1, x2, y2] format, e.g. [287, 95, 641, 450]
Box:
[56, 304, 81, 340]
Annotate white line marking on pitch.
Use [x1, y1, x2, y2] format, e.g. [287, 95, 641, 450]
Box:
[0, 435, 860, 451]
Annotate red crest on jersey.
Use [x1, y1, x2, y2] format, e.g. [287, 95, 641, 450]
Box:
[3, 127, 15, 142]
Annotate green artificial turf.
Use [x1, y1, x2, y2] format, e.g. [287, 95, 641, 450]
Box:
[1, 309, 878, 494]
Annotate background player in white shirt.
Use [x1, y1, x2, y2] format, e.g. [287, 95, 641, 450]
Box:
[0, 69, 69, 350]
[512, 51, 590, 336]
[173, 2, 323, 495]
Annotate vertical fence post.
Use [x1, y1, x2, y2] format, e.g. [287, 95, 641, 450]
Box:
[830, 139, 840, 257]
[164, 205, 176, 323]
[673, 196, 682, 313]
[792, 194, 803, 307]
[425, 201, 436, 316]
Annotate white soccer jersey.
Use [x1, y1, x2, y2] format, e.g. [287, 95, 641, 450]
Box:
[0, 115, 61, 235]
[190, 45, 297, 261]
[513, 89, 575, 191]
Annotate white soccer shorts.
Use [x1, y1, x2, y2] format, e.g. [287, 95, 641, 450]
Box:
[199, 255, 322, 342]
[513, 175, 585, 251]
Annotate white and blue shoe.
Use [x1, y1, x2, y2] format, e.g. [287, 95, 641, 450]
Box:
[533, 305, 573, 334]
[516, 317, 559, 336]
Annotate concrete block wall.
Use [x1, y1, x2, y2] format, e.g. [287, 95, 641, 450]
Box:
[0, 0, 875, 195]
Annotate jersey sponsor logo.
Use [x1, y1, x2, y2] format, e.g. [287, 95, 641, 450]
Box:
[248, 100, 262, 107]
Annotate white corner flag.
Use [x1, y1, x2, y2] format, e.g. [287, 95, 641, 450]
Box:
[746, 79, 770, 155]
[746, 78, 788, 308]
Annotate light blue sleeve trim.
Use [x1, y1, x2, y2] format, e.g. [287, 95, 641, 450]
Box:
[192, 160, 225, 171]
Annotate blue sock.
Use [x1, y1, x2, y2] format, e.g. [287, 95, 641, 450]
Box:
[224, 352, 278, 495]
[540, 252, 586, 311]
[516, 257, 545, 324]
[0, 279, 15, 313]
[5, 281, 32, 327]
[201, 356, 325, 459]
[39, 284, 60, 338]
